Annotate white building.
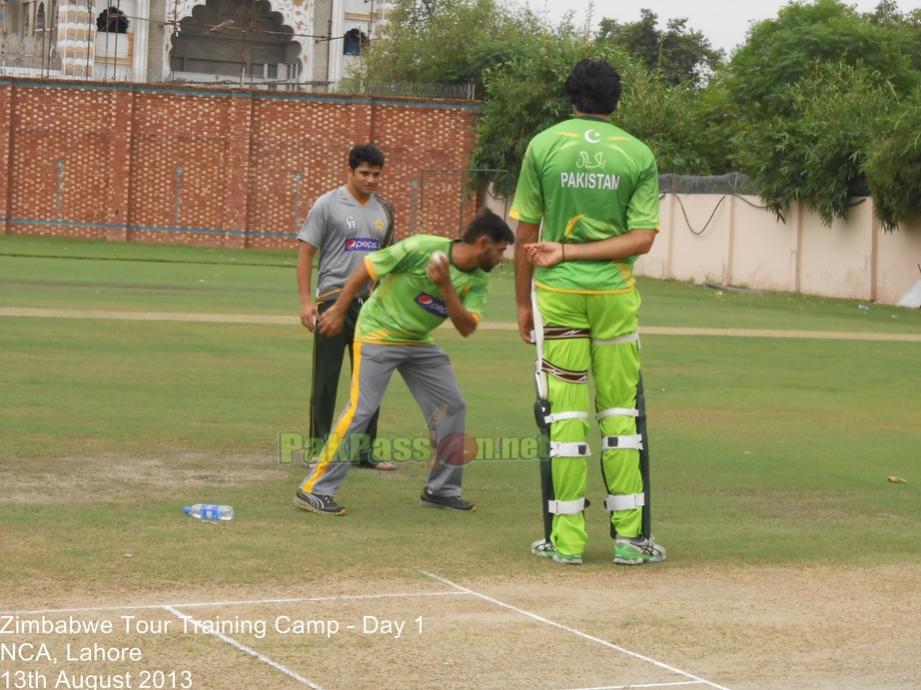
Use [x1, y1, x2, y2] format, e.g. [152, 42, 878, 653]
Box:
[0, 0, 386, 86]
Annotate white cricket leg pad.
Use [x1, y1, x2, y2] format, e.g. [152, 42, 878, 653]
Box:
[597, 407, 639, 421]
[544, 411, 590, 425]
[548, 498, 586, 515]
[550, 441, 591, 457]
[605, 493, 645, 512]
[602, 435, 644, 451]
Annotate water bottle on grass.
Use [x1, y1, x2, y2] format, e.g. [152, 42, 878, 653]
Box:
[184, 504, 234, 521]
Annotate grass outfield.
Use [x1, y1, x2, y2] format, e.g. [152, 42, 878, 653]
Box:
[1, 236, 920, 594]
[4, 234, 921, 332]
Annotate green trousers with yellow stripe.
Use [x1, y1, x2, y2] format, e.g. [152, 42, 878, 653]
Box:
[537, 287, 646, 558]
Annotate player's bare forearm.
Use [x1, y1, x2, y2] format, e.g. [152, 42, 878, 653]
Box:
[426, 255, 476, 337]
[297, 242, 317, 304]
[515, 221, 540, 343]
[440, 284, 478, 337]
[317, 260, 372, 336]
[297, 242, 319, 330]
[515, 222, 540, 307]
[565, 229, 657, 261]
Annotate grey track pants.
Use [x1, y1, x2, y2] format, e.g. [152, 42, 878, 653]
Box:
[299, 342, 466, 498]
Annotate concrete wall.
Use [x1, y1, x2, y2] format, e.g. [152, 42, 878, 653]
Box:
[635, 194, 921, 306]
[490, 191, 921, 306]
[877, 216, 921, 305]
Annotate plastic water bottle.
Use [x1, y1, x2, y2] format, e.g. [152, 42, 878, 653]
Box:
[183, 504, 234, 521]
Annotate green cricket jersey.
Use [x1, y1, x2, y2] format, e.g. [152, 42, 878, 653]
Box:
[357, 235, 490, 344]
[510, 116, 660, 294]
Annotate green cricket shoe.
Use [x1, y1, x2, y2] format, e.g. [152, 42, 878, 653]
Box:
[530, 538, 583, 565]
[614, 536, 667, 565]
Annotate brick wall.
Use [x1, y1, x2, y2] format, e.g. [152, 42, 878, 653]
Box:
[0, 78, 481, 249]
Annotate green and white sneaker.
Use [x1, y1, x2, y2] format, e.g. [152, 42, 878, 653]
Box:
[531, 539, 583, 565]
[614, 536, 667, 565]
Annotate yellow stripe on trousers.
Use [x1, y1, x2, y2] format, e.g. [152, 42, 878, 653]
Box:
[302, 341, 364, 493]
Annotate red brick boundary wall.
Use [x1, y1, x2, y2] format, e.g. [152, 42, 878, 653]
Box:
[0, 78, 480, 248]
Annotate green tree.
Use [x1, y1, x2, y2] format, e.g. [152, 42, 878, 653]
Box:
[470, 31, 628, 195]
[863, 1, 921, 73]
[737, 63, 894, 225]
[865, 0, 903, 24]
[614, 66, 716, 174]
[864, 88, 921, 230]
[691, 76, 744, 175]
[715, 0, 921, 227]
[471, 34, 720, 193]
[723, 0, 918, 120]
[360, 0, 538, 92]
[597, 9, 723, 87]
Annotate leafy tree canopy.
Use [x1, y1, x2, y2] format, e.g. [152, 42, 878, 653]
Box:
[736, 63, 894, 224]
[597, 9, 724, 88]
[364, 0, 921, 229]
[864, 87, 921, 230]
[722, 0, 919, 119]
[469, 30, 632, 195]
[361, 0, 540, 92]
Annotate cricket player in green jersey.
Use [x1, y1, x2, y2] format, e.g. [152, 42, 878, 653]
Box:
[294, 210, 514, 516]
[512, 59, 667, 565]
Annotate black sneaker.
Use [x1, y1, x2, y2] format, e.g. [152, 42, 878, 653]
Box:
[420, 489, 476, 512]
[293, 490, 347, 516]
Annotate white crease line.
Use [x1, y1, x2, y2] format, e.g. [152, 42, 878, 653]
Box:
[1, 590, 471, 616]
[564, 682, 705, 690]
[422, 571, 732, 690]
[163, 605, 323, 689]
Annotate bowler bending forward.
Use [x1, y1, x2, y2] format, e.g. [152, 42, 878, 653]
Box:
[294, 210, 514, 516]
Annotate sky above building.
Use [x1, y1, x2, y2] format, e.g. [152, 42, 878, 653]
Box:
[523, 0, 921, 54]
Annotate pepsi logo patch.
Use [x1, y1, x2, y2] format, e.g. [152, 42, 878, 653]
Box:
[344, 238, 381, 252]
[415, 292, 449, 318]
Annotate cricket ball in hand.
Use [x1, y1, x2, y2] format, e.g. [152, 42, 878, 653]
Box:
[429, 250, 448, 269]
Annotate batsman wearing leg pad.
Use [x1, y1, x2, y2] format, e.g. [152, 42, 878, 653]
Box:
[532, 293, 595, 560]
[511, 57, 667, 566]
[532, 288, 666, 565]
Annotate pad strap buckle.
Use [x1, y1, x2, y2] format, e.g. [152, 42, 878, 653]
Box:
[549, 441, 591, 458]
[602, 435, 644, 451]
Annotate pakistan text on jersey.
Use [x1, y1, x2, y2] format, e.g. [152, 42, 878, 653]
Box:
[560, 172, 621, 191]
[344, 238, 381, 252]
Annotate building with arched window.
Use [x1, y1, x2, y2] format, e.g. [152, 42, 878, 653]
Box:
[0, 0, 386, 87]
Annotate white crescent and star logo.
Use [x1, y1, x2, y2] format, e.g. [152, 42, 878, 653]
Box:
[584, 129, 602, 144]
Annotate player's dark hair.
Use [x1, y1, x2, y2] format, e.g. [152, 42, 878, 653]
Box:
[462, 209, 515, 245]
[349, 144, 385, 170]
[565, 59, 622, 115]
